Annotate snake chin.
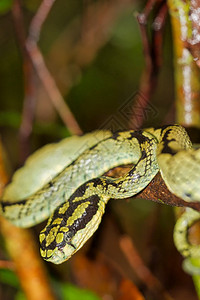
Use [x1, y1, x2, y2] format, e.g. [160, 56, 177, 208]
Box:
[44, 243, 76, 264]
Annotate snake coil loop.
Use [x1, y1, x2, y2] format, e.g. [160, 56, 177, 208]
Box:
[1, 125, 200, 264]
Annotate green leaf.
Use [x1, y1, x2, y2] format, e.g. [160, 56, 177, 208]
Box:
[0, 269, 20, 288]
[60, 283, 100, 300]
[15, 291, 27, 300]
[0, 111, 70, 138]
[0, 0, 12, 13]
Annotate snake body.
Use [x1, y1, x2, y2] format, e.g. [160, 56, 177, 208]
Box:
[1, 125, 200, 264]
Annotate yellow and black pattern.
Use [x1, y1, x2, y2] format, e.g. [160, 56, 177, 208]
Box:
[1, 125, 200, 265]
[39, 130, 160, 263]
[40, 186, 108, 263]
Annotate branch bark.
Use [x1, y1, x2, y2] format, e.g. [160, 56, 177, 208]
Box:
[0, 141, 56, 300]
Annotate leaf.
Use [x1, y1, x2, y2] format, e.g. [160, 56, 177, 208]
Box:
[60, 283, 100, 300]
[15, 291, 27, 300]
[0, 111, 70, 138]
[0, 0, 12, 14]
[0, 269, 20, 288]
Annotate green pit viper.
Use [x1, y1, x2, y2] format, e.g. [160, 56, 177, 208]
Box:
[1, 125, 200, 267]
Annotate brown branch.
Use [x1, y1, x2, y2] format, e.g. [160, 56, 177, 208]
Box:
[12, 0, 37, 162]
[0, 260, 15, 270]
[26, 0, 82, 135]
[107, 166, 200, 211]
[119, 235, 173, 300]
[129, 0, 167, 129]
[28, 0, 56, 42]
[152, 2, 168, 70]
[12, 0, 26, 45]
[0, 141, 56, 299]
[13, 0, 82, 140]
[25, 41, 83, 135]
[118, 279, 145, 300]
[71, 250, 146, 299]
[135, 172, 200, 212]
[0, 219, 56, 300]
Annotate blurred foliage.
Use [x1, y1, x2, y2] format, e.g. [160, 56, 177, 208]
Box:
[0, 269, 19, 288]
[0, 0, 12, 14]
[58, 283, 100, 300]
[0, 269, 100, 300]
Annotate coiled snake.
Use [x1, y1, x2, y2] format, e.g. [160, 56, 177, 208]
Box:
[1, 125, 200, 265]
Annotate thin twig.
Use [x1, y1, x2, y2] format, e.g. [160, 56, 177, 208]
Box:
[13, 0, 82, 138]
[26, 0, 82, 135]
[129, 0, 167, 129]
[152, 1, 168, 68]
[12, 0, 37, 162]
[29, 0, 56, 42]
[25, 41, 83, 135]
[119, 235, 173, 300]
[0, 260, 15, 270]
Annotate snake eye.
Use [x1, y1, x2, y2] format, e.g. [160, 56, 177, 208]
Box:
[57, 230, 75, 250]
[184, 192, 191, 199]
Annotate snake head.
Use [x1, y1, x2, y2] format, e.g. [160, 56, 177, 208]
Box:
[39, 227, 77, 264]
[39, 191, 107, 264]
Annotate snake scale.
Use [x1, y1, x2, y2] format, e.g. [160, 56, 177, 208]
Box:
[1, 125, 200, 265]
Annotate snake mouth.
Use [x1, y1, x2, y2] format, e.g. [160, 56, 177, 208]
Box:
[40, 231, 77, 264]
[42, 243, 76, 264]
[45, 252, 66, 264]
